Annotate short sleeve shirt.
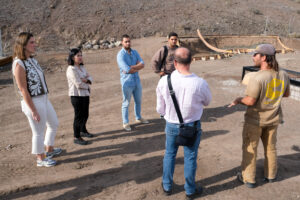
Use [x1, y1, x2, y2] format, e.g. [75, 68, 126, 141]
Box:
[244, 69, 290, 126]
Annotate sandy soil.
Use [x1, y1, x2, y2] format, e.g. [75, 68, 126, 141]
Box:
[0, 37, 300, 200]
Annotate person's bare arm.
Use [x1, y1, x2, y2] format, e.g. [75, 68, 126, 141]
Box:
[14, 63, 40, 121]
[283, 86, 290, 97]
[131, 62, 144, 70]
[228, 96, 256, 107]
[127, 62, 144, 74]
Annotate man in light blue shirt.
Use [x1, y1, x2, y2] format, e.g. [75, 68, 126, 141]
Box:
[117, 34, 149, 131]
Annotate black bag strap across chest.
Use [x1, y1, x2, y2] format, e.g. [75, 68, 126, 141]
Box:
[167, 74, 184, 126]
[167, 74, 198, 128]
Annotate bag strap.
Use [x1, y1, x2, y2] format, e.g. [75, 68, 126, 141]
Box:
[167, 74, 184, 126]
[159, 45, 168, 71]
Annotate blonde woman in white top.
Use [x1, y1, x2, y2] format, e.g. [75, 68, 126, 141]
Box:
[12, 32, 62, 167]
[66, 48, 93, 145]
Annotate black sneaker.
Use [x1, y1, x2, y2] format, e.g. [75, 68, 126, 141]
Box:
[237, 172, 256, 188]
[263, 177, 276, 183]
[161, 183, 172, 196]
[74, 137, 88, 145]
[80, 132, 94, 138]
[185, 186, 203, 200]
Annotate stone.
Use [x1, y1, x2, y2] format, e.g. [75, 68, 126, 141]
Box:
[115, 41, 122, 46]
[84, 43, 92, 49]
[108, 43, 116, 48]
[101, 44, 108, 49]
[109, 37, 116, 43]
[6, 144, 12, 150]
[100, 40, 110, 45]
[93, 45, 99, 49]
[91, 39, 98, 45]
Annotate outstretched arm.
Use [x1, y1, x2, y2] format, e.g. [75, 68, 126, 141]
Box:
[228, 96, 256, 107]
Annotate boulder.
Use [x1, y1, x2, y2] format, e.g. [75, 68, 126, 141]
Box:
[92, 39, 98, 45]
[109, 37, 116, 43]
[108, 43, 116, 48]
[93, 45, 99, 49]
[83, 43, 92, 49]
[115, 41, 122, 47]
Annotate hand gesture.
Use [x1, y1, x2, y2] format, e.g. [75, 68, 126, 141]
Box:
[228, 97, 242, 107]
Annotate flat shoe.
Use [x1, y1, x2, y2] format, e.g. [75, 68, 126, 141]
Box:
[74, 137, 88, 145]
[81, 132, 94, 138]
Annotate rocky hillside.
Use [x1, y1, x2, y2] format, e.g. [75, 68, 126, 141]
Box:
[1, 0, 300, 54]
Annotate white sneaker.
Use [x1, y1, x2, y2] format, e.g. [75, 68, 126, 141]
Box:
[123, 123, 132, 131]
[37, 157, 57, 167]
[46, 148, 62, 158]
[136, 118, 149, 124]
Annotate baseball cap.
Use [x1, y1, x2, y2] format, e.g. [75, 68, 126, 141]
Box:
[250, 44, 276, 56]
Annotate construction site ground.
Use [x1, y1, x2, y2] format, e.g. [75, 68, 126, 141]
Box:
[0, 37, 299, 200]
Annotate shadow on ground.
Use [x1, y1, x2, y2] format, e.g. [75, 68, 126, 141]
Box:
[172, 145, 300, 198]
[202, 104, 246, 122]
[0, 118, 230, 200]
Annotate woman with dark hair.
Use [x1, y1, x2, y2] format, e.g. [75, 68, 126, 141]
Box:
[12, 32, 61, 167]
[66, 48, 93, 145]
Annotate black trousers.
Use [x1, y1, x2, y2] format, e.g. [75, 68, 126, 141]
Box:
[70, 96, 90, 138]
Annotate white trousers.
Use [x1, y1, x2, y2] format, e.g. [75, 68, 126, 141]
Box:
[21, 94, 59, 154]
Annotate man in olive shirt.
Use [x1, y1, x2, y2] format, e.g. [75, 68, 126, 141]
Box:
[229, 44, 290, 188]
[151, 32, 179, 77]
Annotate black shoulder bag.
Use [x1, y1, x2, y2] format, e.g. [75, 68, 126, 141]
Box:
[167, 74, 198, 147]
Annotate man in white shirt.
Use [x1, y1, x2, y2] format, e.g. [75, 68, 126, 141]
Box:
[156, 47, 211, 199]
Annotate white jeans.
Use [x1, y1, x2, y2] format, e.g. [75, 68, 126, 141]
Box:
[21, 94, 59, 154]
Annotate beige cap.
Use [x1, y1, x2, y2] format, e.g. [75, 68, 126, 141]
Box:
[251, 44, 276, 56]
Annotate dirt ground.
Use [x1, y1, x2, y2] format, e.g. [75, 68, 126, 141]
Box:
[0, 37, 300, 200]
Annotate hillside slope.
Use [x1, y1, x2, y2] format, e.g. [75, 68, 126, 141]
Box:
[0, 0, 300, 53]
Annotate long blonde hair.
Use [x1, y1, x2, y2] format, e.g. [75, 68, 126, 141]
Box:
[13, 32, 33, 60]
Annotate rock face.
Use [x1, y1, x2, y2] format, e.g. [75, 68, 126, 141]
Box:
[0, 0, 300, 53]
[80, 39, 121, 50]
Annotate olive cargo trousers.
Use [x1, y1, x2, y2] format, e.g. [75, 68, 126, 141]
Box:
[241, 122, 278, 183]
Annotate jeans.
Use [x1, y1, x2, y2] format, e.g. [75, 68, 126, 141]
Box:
[21, 94, 59, 154]
[162, 120, 202, 195]
[241, 122, 278, 183]
[121, 83, 142, 124]
[71, 96, 90, 138]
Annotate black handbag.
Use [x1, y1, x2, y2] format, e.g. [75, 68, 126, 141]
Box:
[167, 74, 198, 147]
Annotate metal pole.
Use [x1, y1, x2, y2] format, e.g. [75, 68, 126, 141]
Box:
[0, 29, 3, 57]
